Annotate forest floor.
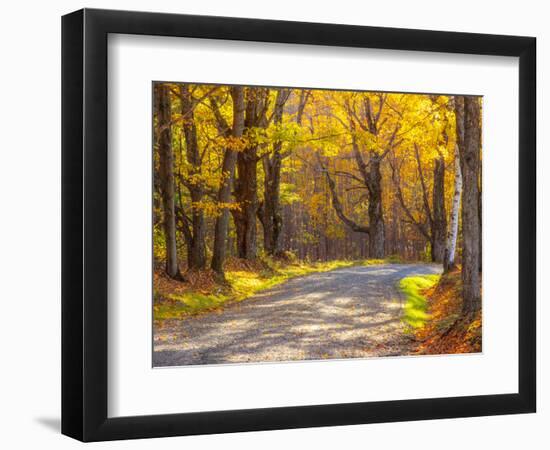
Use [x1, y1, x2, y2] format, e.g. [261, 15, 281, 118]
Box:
[413, 269, 482, 355]
[153, 263, 443, 366]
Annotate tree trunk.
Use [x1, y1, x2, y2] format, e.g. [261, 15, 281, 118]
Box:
[233, 88, 268, 259]
[368, 157, 385, 258]
[180, 85, 206, 269]
[234, 147, 258, 259]
[478, 159, 483, 273]
[318, 154, 370, 235]
[432, 156, 447, 263]
[444, 144, 463, 272]
[458, 96, 482, 314]
[262, 89, 289, 256]
[211, 87, 245, 274]
[156, 84, 182, 280]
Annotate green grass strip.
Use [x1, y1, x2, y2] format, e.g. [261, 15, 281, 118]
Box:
[399, 274, 440, 330]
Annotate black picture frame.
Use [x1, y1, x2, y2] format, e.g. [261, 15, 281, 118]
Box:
[62, 8, 536, 442]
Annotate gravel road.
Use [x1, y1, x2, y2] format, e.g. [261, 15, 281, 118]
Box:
[153, 264, 441, 367]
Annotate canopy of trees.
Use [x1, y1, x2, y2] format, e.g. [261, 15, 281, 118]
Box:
[153, 83, 482, 314]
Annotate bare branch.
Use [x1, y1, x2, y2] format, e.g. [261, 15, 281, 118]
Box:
[316, 153, 370, 234]
[389, 157, 431, 241]
[414, 142, 434, 228]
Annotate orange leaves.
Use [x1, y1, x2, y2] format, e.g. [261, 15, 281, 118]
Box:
[414, 270, 482, 355]
[219, 135, 247, 152]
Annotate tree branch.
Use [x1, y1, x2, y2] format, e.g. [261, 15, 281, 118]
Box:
[414, 143, 434, 228]
[317, 153, 370, 234]
[389, 157, 431, 241]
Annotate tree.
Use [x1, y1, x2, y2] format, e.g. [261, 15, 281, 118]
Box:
[387, 95, 452, 263]
[457, 95, 481, 314]
[431, 98, 451, 264]
[210, 87, 246, 274]
[260, 88, 291, 256]
[315, 93, 399, 259]
[390, 147, 445, 263]
[155, 83, 183, 280]
[232, 88, 270, 259]
[407, 142, 447, 262]
[444, 100, 463, 272]
[178, 84, 207, 269]
[346, 94, 396, 259]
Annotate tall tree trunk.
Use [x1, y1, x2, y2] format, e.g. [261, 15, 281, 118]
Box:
[234, 147, 258, 259]
[432, 155, 447, 263]
[458, 96, 482, 314]
[478, 159, 483, 273]
[262, 169, 275, 256]
[412, 143, 439, 262]
[341, 95, 398, 260]
[211, 87, 245, 274]
[233, 88, 269, 259]
[156, 84, 182, 280]
[262, 89, 289, 256]
[368, 156, 385, 258]
[444, 144, 462, 272]
[180, 85, 206, 269]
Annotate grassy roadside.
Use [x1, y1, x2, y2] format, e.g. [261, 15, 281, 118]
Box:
[399, 270, 482, 354]
[154, 257, 393, 321]
[399, 274, 441, 330]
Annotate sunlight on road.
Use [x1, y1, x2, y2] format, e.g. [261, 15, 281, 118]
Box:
[153, 264, 442, 366]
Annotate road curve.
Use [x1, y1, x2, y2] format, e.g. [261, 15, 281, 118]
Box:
[153, 263, 441, 367]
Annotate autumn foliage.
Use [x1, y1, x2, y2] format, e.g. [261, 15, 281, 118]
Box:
[414, 269, 482, 355]
[153, 82, 483, 355]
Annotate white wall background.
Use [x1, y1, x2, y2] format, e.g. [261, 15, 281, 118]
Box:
[0, 1, 545, 448]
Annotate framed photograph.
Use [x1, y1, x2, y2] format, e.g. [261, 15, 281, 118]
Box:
[62, 8, 536, 442]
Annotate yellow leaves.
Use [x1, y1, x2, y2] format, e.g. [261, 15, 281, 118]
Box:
[308, 192, 325, 212]
[280, 183, 301, 205]
[183, 172, 208, 187]
[190, 200, 218, 218]
[221, 135, 247, 152]
[353, 128, 378, 150]
[191, 200, 240, 218]
[160, 83, 463, 257]
[436, 143, 450, 159]
[325, 222, 345, 239]
[298, 230, 318, 245]
[217, 202, 241, 211]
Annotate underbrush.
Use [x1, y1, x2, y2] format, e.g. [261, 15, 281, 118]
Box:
[406, 269, 482, 355]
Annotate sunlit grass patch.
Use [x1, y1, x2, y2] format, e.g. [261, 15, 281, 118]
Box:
[226, 270, 282, 300]
[226, 259, 371, 301]
[399, 274, 441, 330]
[154, 291, 229, 319]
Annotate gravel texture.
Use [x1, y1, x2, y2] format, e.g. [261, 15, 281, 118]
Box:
[153, 264, 442, 367]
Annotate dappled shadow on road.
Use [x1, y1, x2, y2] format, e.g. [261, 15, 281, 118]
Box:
[153, 264, 442, 367]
